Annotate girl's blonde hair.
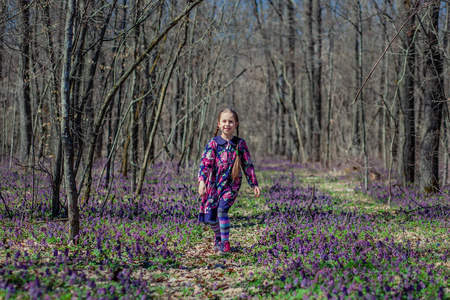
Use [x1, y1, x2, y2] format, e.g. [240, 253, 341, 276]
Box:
[214, 108, 241, 182]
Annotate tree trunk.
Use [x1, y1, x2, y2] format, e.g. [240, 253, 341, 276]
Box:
[305, 0, 314, 159]
[419, 2, 444, 194]
[352, 9, 361, 155]
[0, 2, 3, 158]
[19, 0, 33, 163]
[71, 0, 89, 175]
[287, 0, 301, 162]
[130, 0, 141, 192]
[60, 0, 79, 242]
[42, 0, 64, 217]
[443, 113, 449, 185]
[52, 140, 62, 218]
[312, 0, 322, 162]
[357, 0, 368, 189]
[170, 73, 181, 158]
[443, 1, 450, 186]
[325, 0, 334, 166]
[0, 1, 4, 81]
[402, 1, 416, 184]
[380, 0, 390, 168]
[277, 0, 286, 157]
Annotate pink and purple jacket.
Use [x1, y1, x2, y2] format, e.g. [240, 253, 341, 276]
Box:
[198, 135, 258, 223]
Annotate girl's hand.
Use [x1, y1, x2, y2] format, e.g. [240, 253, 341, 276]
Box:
[254, 186, 261, 198]
[199, 181, 207, 196]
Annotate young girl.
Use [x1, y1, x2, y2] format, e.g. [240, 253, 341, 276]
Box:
[198, 108, 261, 255]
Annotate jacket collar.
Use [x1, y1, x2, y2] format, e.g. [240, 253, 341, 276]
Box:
[213, 135, 239, 147]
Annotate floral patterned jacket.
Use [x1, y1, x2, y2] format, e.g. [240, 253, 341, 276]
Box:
[198, 135, 258, 223]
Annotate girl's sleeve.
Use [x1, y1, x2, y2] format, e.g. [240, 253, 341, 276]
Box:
[240, 140, 258, 187]
[198, 139, 216, 182]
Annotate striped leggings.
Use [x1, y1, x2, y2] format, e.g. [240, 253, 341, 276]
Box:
[209, 208, 230, 241]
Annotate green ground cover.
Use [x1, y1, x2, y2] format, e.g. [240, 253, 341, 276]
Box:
[0, 162, 449, 299]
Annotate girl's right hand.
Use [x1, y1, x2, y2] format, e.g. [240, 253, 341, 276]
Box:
[199, 181, 206, 196]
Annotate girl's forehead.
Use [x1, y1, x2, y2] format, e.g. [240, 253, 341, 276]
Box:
[219, 112, 236, 121]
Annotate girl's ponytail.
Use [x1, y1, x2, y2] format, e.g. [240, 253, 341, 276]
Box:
[214, 125, 220, 136]
[231, 124, 241, 182]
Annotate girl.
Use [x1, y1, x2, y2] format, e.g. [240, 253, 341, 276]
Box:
[198, 108, 261, 255]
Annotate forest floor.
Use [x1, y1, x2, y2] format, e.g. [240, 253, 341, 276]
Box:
[142, 165, 450, 299]
[0, 161, 449, 299]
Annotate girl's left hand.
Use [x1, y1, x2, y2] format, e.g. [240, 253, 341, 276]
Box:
[254, 186, 261, 198]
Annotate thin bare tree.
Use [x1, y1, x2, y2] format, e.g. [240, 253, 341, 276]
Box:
[60, 0, 79, 242]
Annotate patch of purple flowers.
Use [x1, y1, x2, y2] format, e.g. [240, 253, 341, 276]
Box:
[251, 174, 449, 298]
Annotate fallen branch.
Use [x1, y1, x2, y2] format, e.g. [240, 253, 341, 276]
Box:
[397, 186, 450, 215]
[32, 218, 68, 225]
[398, 186, 425, 209]
[398, 203, 450, 215]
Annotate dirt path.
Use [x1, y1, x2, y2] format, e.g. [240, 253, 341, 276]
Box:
[143, 186, 270, 299]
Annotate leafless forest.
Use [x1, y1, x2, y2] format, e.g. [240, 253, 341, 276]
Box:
[1, 0, 450, 233]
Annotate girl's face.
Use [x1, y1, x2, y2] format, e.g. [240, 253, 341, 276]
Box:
[218, 112, 238, 136]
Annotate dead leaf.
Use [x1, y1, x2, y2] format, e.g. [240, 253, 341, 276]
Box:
[216, 283, 228, 290]
[223, 287, 243, 294]
[193, 285, 202, 294]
